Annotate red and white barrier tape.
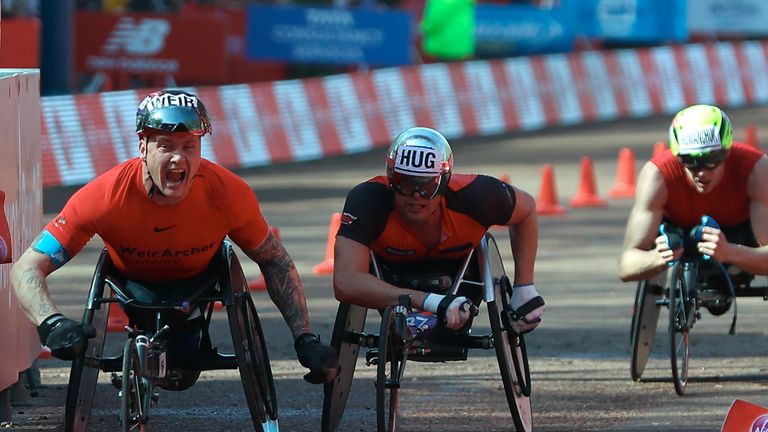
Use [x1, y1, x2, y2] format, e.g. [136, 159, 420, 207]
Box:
[41, 41, 768, 187]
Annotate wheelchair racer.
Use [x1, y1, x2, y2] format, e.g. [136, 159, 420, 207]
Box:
[619, 104, 768, 313]
[333, 126, 544, 334]
[10, 89, 339, 386]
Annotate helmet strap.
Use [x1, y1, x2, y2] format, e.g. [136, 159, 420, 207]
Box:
[141, 157, 166, 198]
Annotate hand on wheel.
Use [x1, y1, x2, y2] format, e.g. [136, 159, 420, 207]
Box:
[422, 294, 474, 330]
[294, 333, 340, 384]
[37, 313, 97, 360]
[509, 284, 545, 334]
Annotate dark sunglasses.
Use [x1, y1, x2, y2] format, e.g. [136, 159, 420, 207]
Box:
[677, 152, 727, 171]
[391, 173, 442, 199]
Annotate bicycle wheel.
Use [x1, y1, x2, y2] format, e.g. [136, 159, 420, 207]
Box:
[376, 307, 406, 432]
[322, 302, 368, 432]
[65, 251, 111, 432]
[668, 263, 695, 396]
[630, 280, 662, 381]
[225, 246, 278, 431]
[120, 337, 147, 432]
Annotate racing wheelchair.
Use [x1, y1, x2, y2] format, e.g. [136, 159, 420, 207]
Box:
[630, 217, 768, 395]
[321, 233, 533, 432]
[63, 241, 278, 431]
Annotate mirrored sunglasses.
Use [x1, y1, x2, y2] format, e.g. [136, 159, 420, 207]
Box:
[391, 173, 442, 199]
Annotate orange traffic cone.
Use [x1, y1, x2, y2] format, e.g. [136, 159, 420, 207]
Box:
[652, 141, 667, 158]
[107, 303, 130, 332]
[536, 164, 566, 216]
[247, 226, 282, 291]
[609, 148, 636, 198]
[569, 156, 606, 208]
[313, 213, 341, 275]
[745, 124, 759, 150]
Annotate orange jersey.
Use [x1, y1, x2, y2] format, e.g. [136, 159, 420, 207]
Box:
[45, 158, 269, 283]
[651, 142, 762, 229]
[337, 174, 515, 262]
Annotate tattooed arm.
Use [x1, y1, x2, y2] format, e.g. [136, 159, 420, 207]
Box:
[11, 246, 65, 326]
[243, 230, 312, 338]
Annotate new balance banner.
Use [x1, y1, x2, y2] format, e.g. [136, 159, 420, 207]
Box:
[75, 11, 228, 84]
[245, 5, 412, 66]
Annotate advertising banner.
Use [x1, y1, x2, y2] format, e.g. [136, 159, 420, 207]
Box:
[75, 11, 228, 84]
[688, 0, 768, 35]
[245, 5, 412, 66]
[475, 4, 575, 57]
[566, 0, 687, 42]
[0, 18, 40, 68]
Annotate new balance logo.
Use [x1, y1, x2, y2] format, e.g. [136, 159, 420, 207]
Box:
[102, 17, 171, 56]
[153, 225, 176, 233]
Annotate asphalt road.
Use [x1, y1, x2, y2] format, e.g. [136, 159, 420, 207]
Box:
[8, 105, 768, 431]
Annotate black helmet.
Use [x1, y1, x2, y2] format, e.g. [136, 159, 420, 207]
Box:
[136, 89, 212, 136]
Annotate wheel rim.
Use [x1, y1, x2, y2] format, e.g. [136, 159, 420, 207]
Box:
[668, 267, 691, 396]
[65, 303, 108, 432]
[225, 245, 278, 428]
[228, 292, 272, 426]
[322, 303, 366, 432]
[489, 298, 533, 431]
[120, 338, 146, 432]
[377, 309, 403, 432]
[244, 297, 278, 419]
[630, 280, 662, 382]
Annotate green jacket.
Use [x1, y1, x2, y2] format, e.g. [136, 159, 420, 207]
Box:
[421, 0, 475, 60]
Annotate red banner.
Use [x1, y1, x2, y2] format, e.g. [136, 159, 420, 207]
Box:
[0, 18, 40, 68]
[75, 11, 228, 85]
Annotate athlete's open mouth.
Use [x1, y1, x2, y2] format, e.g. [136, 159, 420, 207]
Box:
[166, 168, 186, 185]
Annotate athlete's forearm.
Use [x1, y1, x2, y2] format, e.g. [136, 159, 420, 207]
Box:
[724, 244, 768, 276]
[260, 258, 312, 338]
[618, 248, 666, 282]
[334, 271, 429, 311]
[10, 256, 59, 326]
[509, 214, 538, 285]
[246, 234, 311, 338]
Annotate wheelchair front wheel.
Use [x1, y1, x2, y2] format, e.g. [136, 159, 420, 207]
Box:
[120, 337, 148, 432]
[488, 276, 532, 432]
[322, 302, 368, 432]
[376, 307, 406, 432]
[630, 280, 662, 381]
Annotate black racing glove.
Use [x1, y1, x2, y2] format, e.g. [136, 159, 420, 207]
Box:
[37, 313, 96, 361]
[294, 333, 340, 384]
